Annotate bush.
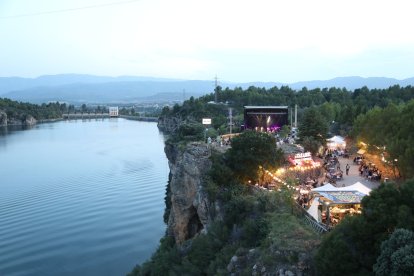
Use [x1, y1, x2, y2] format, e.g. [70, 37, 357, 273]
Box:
[373, 228, 414, 276]
[177, 123, 204, 141]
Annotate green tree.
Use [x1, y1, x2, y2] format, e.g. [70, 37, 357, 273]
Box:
[301, 136, 321, 156]
[353, 100, 414, 179]
[279, 125, 290, 139]
[373, 228, 414, 276]
[225, 131, 284, 182]
[298, 108, 328, 148]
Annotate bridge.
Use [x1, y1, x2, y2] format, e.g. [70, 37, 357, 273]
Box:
[63, 113, 110, 119]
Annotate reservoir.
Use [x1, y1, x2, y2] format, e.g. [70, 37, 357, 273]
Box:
[0, 119, 168, 276]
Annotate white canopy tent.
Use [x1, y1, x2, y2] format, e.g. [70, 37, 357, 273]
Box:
[306, 197, 321, 222]
[311, 182, 371, 195]
[337, 182, 372, 195]
[311, 183, 338, 192]
[327, 135, 346, 150]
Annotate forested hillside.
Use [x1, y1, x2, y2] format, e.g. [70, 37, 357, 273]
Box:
[0, 98, 66, 125]
[160, 84, 414, 135]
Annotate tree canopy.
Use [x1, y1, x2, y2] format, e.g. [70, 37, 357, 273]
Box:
[225, 131, 284, 182]
[0, 98, 67, 122]
[298, 108, 328, 155]
[373, 228, 414, 276]
[353, 100, 414, 179]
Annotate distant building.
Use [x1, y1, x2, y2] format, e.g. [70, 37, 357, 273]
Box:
[243, 106, 289, 132]
[109, 106, 119, 117]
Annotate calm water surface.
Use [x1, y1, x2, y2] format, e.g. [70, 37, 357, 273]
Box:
[0, 119, 168, 276]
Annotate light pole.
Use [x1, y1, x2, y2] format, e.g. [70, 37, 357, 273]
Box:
[204, 128, 208, 143]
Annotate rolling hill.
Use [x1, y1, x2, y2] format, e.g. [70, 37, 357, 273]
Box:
[1, 74, 413, 104]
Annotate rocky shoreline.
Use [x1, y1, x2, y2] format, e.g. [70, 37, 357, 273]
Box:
[0, 110, 37, 127]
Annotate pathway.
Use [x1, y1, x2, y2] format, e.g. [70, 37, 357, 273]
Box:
[334, 155, 380, 190]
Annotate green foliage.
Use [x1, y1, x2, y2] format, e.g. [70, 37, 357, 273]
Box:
[130, 222, 232, 276]
[315, 216, 371, 276]
[163, 173, 172, 224]
[209, 152, 236, 187]
[177, 123, 204, 141]
[132, 166, 320, 275]
[301, 136, 322, 156]
[225, 131, 284, 182]
[279, 124, 290, 139]
[373, 228, 414, 276]
[315, 180, 414, 275]
[129, 236, 179, 276]
[161, 84, 414, 138]
[133, 84, 414, 275]
[298, 107, 328, 146]
[0, 98, 67, 122]
[353, 100, 414, 179]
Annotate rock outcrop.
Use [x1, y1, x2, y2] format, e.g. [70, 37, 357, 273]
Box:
[0, 110, 7, 126]
[165, 141, 217, 244]
[0, 111, 37, 126]
[24, 115, 37, 126]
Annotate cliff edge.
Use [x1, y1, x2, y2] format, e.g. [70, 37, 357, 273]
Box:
[164, 141, 218, 244]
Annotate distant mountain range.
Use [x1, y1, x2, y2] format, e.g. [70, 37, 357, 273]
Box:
[1, 74, 413, 104]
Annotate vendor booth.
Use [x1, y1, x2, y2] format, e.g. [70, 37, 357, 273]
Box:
[306, 182, 371, 226]
[288, 152, 321, 168]
[327, 135, 346, 150]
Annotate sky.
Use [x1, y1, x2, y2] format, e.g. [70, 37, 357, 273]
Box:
[0, 0, 413, 83]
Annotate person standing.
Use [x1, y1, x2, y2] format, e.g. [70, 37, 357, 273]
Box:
[346, 164, 350, 175]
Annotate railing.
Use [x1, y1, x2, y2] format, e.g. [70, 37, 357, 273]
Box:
[294, 203, 328, 234]
[303, 213, 329, 233]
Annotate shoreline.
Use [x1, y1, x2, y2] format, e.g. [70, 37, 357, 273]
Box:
[0, 116, 159, 128]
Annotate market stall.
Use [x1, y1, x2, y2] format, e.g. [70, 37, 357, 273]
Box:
[327, 135, 346, 150]
[306, 182, 371, 226]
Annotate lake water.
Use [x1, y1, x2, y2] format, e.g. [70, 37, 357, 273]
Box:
[0, 119, 169, 276]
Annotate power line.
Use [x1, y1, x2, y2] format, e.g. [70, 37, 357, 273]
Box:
[0, 0, 142, 19]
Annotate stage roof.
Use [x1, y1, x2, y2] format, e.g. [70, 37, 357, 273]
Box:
[244, 106, 288, 109]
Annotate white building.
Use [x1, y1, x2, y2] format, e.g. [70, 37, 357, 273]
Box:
[109, 107, 119, 117]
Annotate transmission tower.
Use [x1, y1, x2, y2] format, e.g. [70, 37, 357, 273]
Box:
[214, 75, 218, 103]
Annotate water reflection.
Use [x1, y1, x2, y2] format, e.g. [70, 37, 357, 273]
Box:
[0, 119, 168, 276]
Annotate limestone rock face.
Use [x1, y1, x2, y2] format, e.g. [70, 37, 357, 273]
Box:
[0, 110, 7, 126]
[24, 115, 37, 126]
[0, 111, 37, 126]
[165, 141, 214, 244]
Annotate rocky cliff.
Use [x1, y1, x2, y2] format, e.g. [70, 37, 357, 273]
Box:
[164, 141, 221, 244]
[0, 110, 7, 126]
[0, 110, 37, 126]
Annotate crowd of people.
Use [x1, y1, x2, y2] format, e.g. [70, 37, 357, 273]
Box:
[207, 135, 232, 147]
[323, 153, 344, 184]
[359, 162, 382, 181]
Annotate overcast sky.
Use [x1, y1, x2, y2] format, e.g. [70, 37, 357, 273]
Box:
[0, 0, 413, 82]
